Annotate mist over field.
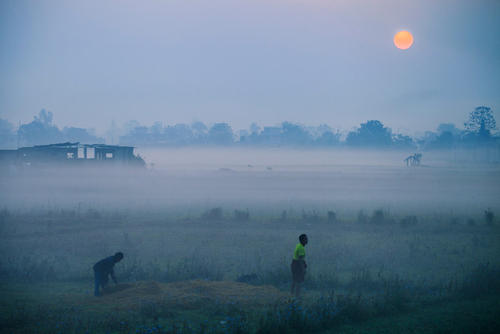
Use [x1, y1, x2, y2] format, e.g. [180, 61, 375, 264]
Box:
[1, 148, 499, 214]
[2, 147, 500, 334]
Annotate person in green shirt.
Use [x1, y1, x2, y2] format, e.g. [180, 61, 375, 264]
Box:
[291, 234, 308, 297]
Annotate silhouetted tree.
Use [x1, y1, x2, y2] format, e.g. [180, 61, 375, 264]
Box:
[392, 134, 416, 149]
[281, 122, 312, 145]
[164, 124, 193, 145]
[316, 130, 341, 146]
[63, 127, 104, 144]
[437, 123, 461, 136]
[208, 123, 233, 145]
[428, 131, 455, 149]
[191, 121, 208, 144]
[465, 106, 496, 138]
[346, 120, 392, 147]
[18, 109, 64, 146]
[249, 123, 261, 134]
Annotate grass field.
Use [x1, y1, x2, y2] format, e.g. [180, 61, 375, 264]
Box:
[1, 149, 500, 332]
[1, 205, 500, 333]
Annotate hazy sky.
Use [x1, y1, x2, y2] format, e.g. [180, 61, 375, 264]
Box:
[1, 0, 499, 135]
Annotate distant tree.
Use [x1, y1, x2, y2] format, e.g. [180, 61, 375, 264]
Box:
[428, 131, 455, 149]
[106, 120, 120, 144]
[437, 123, 461, 136]
[464, 106, 496, 138]
[164, 124, 193, 145]
[120, 124, 149, 145]
[34, 109, 54, 125]
[191, 121, 208, 144]
[208, 123, 233, 145]
[316, 130, 341, 146]
[18, 109, 64, 146]
[243, 123, 263, 145]
[238, 129, 249, 143]
[346, 120, 392, 147]
[249, 122, 261, 134]
[258, 126, 282, 146]
[124, 120, 141, 133]
[392, 134, 416, 149]
[150, 121, 163, 135]
[281, 122, 312, 145]
[192, 121, 207, 134]
[63, 127, 104, 143]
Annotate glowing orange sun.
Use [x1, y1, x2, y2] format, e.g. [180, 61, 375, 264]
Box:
[394, 31, 413, 50]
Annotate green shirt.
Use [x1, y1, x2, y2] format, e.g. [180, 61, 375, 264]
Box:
[293, 243, 306, 260]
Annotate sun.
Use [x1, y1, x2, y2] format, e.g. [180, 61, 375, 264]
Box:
[394, 31, 413, 50]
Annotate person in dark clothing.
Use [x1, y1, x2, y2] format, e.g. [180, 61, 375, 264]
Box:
[93, 252, 124, 296]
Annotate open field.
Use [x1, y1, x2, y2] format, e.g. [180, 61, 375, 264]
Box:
[1, 149, 500, 333]
[1, 207, 500, 333]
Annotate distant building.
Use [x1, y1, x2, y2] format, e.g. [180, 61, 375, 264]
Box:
[0, 142, 145, 168]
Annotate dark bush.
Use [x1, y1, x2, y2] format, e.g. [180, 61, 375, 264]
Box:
[327, 211, 337, 223]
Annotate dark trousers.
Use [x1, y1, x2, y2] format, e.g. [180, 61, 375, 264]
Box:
[94, 270, 109, 296]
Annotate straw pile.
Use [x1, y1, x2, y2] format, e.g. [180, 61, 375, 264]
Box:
[82, 280, 286, 311]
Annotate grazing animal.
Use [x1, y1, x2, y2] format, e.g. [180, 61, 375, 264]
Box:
[404, 153, 422, 167]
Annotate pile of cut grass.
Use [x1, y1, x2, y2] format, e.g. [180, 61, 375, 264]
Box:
[79, 280, 287, 311]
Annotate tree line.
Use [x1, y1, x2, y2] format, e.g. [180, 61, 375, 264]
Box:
[0, 106, 497, 150]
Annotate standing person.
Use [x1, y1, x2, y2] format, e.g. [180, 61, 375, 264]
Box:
[291, 234, 308, 297]
[93, 252, 124, 296]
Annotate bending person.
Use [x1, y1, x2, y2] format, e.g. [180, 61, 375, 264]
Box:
[93, 252, 124, 296]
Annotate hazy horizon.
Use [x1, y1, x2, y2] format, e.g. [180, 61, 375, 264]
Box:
[1, 0, 499, 134]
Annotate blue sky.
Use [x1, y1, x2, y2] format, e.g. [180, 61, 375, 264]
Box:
[1, 0, 499, 135]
